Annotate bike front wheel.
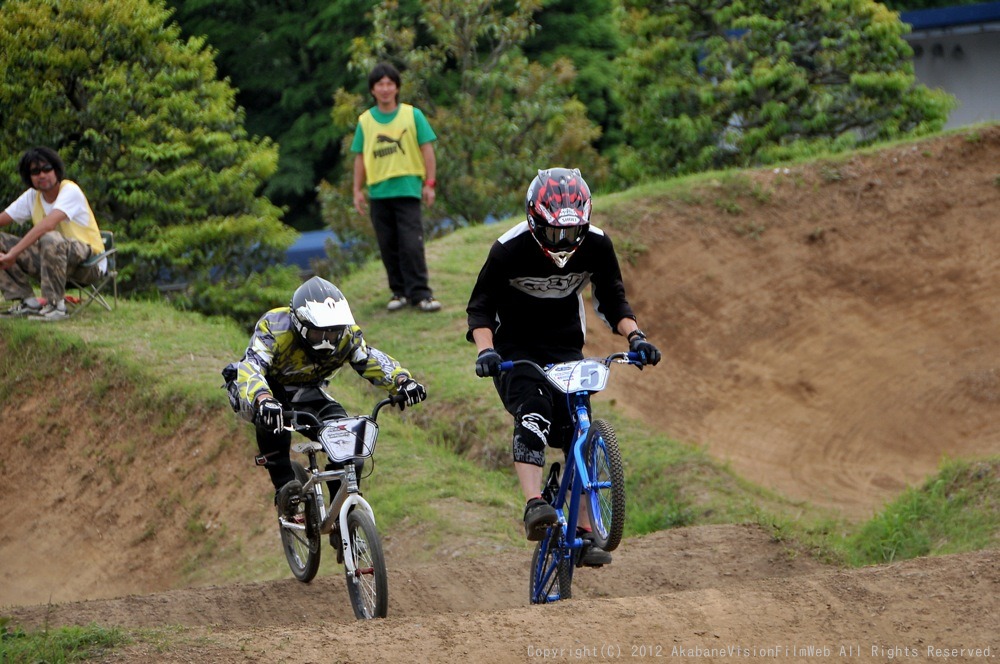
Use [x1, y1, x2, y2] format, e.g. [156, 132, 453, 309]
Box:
[529, 536, 573, 604]
[584, 419, 626, 552]
[279, 461, 322, 582]
[344, 509, 389, 619]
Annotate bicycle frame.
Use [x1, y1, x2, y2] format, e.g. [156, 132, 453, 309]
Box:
[498, 353, 640, 603]
[542, 395, 594, 571]
[282, 396, 401, 577]
[288, 441, 376, 577]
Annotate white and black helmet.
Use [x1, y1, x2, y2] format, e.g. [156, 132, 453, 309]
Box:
[289, 277, 356, 357]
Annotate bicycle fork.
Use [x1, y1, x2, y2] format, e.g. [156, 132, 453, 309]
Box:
[317, 462, 378, 577]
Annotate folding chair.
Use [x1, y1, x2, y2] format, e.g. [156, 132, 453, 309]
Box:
[69, 229, 118, 315]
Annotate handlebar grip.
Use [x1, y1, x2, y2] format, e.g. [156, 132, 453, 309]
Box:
[498, 360, 514, 372]
[281, 410, 322, 427]
[626, 351, 642, 363]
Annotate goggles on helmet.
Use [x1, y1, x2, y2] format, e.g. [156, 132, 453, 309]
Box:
[303, 325, 346, 351]
[538, 224, 586, 250]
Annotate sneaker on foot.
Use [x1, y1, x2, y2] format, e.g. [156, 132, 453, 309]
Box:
[0, 298, 42, 318]
[28, 302, 68, 321]
[578, 530, 612, 567]
[416, 297, 441, 312]
[0, 303, 28, 318]
[523, 497, 558, 541]
[386, 295, 408, 311]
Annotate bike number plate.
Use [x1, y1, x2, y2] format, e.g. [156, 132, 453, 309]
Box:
[545, 360, 609, 393]
[318, 417, 378, 461]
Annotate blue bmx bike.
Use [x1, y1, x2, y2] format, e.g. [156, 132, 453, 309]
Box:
[498, 352, 644, 604]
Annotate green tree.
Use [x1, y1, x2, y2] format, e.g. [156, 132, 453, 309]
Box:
[522, 0, 627, 151]
[166, 0, 379, 230]
[321, 0, 607, 273]
[614, 0, 955, 182]
[0, 0, 299, 326]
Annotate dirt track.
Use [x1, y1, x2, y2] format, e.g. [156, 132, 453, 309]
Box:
[2, 128, 1000, 661]
[7, 526, 997, 662]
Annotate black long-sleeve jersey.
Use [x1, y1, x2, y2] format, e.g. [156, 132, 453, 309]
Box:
[466, 221, 635, 364]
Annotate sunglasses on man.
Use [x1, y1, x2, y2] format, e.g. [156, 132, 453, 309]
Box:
[30, 164, 54, 176]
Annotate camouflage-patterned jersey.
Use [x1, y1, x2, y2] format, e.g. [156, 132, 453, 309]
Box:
[230, 307, 411, 422]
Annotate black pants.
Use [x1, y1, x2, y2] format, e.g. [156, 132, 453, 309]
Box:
[256, 392, 361, 498]
[494, 364, 586, 467]
[370, 197, 432, 302]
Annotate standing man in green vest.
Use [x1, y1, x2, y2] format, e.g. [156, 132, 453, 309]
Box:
[0, 146, 106, 321]
[352, 62, 442, 313]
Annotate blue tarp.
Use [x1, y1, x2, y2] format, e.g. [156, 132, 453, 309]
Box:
[285, 229, 339, 270]
[900, 1, 1000, 30]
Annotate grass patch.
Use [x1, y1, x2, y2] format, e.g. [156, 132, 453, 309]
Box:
[834, 458, 999, 565]
[0, 619, 128, 662]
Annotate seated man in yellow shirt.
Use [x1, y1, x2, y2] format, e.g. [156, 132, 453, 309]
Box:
[0, 146, 106, 321]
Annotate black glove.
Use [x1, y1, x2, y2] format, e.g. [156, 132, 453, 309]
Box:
[476, 348, 502, 377]
[396, 378, 427, 410]
[255, 397, 284, 433]
[628, 330, 661, 367]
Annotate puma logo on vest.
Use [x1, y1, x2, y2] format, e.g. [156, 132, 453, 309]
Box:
[374, 129, 407, 158]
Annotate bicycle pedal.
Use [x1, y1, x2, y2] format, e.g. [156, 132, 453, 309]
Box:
[578, 545, 613, 567]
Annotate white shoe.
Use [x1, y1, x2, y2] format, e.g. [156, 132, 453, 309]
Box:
[416, 297, 441, 312]
[386, 296, 408, 311]
[29, 303, 69, 321]
[0, 298, 42, 317]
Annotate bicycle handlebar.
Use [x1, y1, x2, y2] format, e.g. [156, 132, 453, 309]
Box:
[496, 351, 644, 374]
[282, 393, 406, 433]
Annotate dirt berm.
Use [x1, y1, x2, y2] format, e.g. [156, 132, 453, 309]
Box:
[3, 127, 999, 662]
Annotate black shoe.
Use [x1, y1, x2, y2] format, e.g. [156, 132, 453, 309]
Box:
[523, 497, 558, 541]
[578, 530, 612, 567]
[276, 480, 303, 518]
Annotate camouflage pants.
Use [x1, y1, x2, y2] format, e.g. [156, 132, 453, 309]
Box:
[0, 231, 101, 303]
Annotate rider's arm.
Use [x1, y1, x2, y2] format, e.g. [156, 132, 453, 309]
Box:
[591, 233, 637, 335]
[465, 241, 504, 343]
[471, 327, 495, 354]
[616, 318, 640, 338]
[233, 313, 282, 419]
[347, 331, 411, 391]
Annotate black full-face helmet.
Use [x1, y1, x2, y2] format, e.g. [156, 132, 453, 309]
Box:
[289, 277, 356, 358]
[525, 167, 592, 268]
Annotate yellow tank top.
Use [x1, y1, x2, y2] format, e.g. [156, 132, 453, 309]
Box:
[31, 180, 104, 254]
[359, 104, 425, 186]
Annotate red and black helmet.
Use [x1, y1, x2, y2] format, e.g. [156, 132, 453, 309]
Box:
[525, 168, 592, 267]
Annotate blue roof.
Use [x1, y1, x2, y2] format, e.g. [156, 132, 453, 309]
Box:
[286, 229, 339, 269]
[900, 1, 1000, 30]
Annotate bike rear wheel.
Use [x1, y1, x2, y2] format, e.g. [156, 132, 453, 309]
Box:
[344, 509, 389, 619]
[529, 535, 573, 604]
[280, 461, 322, 582]
[584, 419, 626, 552]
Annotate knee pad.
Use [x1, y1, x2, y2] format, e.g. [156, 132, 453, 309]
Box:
[515, 395, 552, 450]
[512, 431, 547, 467]
[512, 395, 552, 466]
